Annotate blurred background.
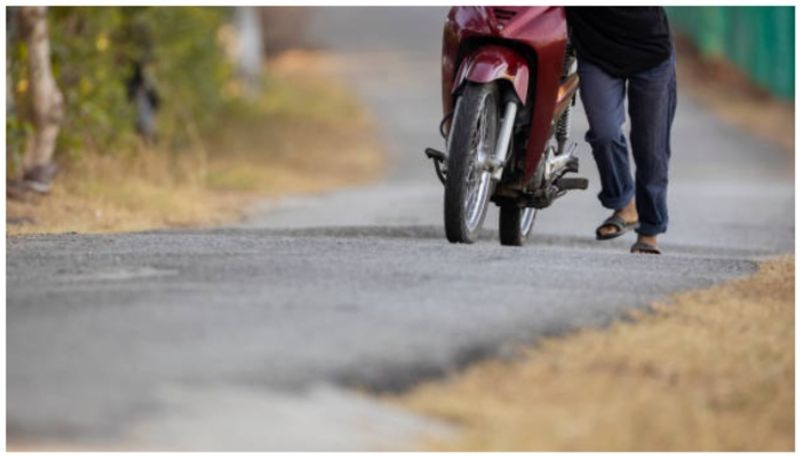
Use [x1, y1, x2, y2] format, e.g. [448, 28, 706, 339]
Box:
[669, 6, 794, 101]
[667, 6, 795, 155]
[6, 6, 381, 234]
[5, 6, 794, 234]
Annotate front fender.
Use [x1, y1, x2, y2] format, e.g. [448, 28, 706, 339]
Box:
[453, 45, 529, 105]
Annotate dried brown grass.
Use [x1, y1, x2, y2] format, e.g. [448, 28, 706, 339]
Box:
[395, 256, 794, 451]
[7, 51, 384, 235]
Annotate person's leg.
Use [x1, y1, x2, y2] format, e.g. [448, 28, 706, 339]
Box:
[577, 58, 637, 237]
[627, 52, 677, 251]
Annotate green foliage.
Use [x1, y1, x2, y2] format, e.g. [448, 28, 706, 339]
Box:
[7, 6, 236, 173]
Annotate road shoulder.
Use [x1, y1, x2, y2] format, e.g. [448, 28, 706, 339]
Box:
[392, 256, 794, 451]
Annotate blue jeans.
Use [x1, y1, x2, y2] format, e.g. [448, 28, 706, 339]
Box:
[577, 53, 677, 236]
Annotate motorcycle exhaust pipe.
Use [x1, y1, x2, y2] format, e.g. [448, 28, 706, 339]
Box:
[489, 101, 518, 180]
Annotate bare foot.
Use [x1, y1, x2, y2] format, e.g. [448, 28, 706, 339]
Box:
[597, 199, 638, 238]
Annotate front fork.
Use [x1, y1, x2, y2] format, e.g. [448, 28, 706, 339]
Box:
[485, 101, 518, 181]
[425, 99, 518, 185]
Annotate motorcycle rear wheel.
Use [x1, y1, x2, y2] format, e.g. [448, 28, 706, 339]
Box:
[499, 206, 537, 246]
[444, 83, 499, 244]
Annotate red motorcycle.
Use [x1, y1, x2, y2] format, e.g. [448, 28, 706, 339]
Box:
[425, 6, 586, 246]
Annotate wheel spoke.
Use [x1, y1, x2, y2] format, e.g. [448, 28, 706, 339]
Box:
[460, 95, 497, 232]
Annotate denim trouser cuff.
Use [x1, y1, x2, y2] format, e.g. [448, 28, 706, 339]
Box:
[598, 188, 635, 211]
[636, 221, 667, 236]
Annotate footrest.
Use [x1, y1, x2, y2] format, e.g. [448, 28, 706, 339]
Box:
[566, 155, 579, 173]
[425, 147, 447, 163]
[555, 176, 588, 191]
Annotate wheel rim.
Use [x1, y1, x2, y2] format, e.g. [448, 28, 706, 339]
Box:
[463, 96, 496, 233]
[520, 208, 537, 237]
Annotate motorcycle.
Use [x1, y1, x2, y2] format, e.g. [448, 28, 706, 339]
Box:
[425, 6, 587, 246]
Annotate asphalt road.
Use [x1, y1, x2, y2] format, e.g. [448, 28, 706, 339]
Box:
[6, 7, 794, 451]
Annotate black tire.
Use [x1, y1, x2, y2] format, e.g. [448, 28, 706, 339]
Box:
[444, 83, 499, 243]
[499, 205, 536, 246]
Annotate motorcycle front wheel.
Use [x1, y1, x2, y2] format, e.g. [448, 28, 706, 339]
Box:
[444, 83, 499, 243]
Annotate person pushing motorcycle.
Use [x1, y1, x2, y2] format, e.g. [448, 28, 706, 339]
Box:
[566, 7, 676, 254]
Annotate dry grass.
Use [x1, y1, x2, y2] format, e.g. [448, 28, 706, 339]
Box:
[395, 256, 794, 451]
[7, 51, 384, 235]
[675, 38, 794, 156]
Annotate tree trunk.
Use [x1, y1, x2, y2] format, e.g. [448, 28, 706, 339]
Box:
[20, 6, 63, 172]
[233, 6, 264, 99]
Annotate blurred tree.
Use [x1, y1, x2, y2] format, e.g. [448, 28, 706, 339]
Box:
[18, 6, 64, 193]
[6, 7, 236, 186]
[232, 7, 264, 99]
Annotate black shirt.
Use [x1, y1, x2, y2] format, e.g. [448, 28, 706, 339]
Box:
[566, 7, 673, 77]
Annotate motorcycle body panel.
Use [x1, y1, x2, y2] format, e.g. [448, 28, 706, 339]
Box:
[452, 45, 529, 105]
[441, 6, 569, 184]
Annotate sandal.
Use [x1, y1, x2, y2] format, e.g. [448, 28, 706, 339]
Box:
[595, 215, 640, 240]
[630, 241, 661, 254]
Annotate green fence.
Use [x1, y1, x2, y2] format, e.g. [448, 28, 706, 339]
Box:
[667, 6, 795, 100]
